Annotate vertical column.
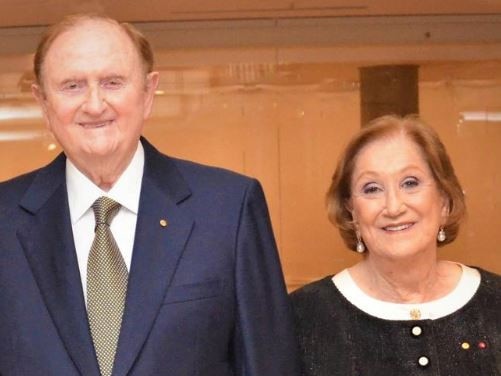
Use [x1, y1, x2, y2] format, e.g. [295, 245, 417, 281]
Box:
[359, 64, 419, 126]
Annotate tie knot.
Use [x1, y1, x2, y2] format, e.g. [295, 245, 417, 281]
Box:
[92, 196, 121, 229]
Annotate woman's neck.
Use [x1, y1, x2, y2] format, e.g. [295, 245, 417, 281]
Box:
[349, 257, 461, 303]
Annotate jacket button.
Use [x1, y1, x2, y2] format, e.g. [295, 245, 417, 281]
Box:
[418, 356, 429, 367]
[411, 326, 422, 337]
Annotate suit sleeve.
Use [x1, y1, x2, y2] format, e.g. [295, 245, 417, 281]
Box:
[231, 179, 301, 375]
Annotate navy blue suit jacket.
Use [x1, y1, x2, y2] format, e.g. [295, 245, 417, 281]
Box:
[0, 139, 299, 375]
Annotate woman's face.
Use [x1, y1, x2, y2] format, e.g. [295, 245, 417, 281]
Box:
[349, 134, 449, 261]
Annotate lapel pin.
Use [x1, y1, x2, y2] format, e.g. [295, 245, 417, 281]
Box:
[478, 341, 487, 349]
[409, 308, 421, 320]
[159, 219, 168, 227]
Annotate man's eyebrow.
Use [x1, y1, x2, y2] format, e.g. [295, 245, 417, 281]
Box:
[58, 77, 83, 84]
[54, 78, 85, 89]
[102, 75, 127, 80]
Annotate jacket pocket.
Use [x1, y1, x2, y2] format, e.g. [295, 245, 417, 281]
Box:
[162, 279, 222, 304]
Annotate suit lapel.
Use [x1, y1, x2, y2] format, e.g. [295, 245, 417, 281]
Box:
[17, 154, 100, 376]
[112, 139, 194, 376]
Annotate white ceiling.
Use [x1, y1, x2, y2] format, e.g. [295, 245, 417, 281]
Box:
[1, 0, 501, 27]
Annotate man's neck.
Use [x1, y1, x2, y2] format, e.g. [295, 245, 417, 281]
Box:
[68, 144, 140, 191]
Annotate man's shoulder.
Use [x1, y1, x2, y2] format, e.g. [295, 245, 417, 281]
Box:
[0, 153, 65, 212]
[168, 157, 263, 204]
[0, 169, 42, 224]
[0, 168, 40, 201]
[171, 156, 254, 185]
[143, 138, 256, 190]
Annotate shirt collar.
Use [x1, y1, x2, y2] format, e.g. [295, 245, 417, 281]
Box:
[66, 141, 145, 224]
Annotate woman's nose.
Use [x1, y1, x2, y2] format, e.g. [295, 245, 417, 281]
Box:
[384, 186, 405, 216]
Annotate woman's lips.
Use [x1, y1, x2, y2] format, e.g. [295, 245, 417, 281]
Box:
[383, 223, 414, 232]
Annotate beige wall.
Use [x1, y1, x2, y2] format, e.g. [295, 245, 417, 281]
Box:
[1, 54, 500, 291]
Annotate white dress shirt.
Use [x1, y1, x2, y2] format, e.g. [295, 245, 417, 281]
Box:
[66, 142, 144, 302]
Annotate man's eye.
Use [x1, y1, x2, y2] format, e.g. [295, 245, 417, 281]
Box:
[103, 78, 124, 89]
[62, 82, 82, 91]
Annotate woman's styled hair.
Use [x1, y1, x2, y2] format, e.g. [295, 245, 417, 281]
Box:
[326, 114, 466, 252]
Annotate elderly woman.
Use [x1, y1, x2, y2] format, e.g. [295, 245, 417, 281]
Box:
[290, 115, 500, 376]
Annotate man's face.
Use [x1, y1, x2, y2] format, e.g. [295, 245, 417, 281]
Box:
[33, 20, 158, 171]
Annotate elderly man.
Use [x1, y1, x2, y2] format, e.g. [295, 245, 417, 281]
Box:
[0, 14, 299, 376]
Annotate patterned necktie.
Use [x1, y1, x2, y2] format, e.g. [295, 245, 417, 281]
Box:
[87, 196, 128, 376]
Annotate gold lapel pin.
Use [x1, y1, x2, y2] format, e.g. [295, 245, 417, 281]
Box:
[159, 219, 168, 227]
[409, 308, 421, 320]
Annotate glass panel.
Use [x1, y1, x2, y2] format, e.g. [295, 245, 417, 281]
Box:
[1, 50, 500, 289]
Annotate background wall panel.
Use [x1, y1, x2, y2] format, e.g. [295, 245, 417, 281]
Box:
[1, 17, 500, 289]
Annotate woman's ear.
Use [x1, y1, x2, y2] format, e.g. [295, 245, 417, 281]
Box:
[345, 199, 356, 221]
[440, 193, 450, 225]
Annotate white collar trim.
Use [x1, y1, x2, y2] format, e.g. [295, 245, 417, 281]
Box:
[332, 263, 480, 320]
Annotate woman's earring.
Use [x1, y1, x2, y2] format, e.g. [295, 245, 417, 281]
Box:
[437, 227, 446, 242]
[355, 231, 365, 253]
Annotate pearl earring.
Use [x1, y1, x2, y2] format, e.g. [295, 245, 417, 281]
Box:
[437, 227, 446, 242]
[356, 231, 365, 253]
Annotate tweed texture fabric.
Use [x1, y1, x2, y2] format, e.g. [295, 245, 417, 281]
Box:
[290, 268, 501, 376]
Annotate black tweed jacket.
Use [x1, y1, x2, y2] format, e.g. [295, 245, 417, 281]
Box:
[290, 268, 501, 376]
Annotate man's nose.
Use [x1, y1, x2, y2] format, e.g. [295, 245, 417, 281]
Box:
[83, 86, 107, 115]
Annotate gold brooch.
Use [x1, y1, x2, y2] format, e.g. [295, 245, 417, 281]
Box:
[410, 308, 421, 320]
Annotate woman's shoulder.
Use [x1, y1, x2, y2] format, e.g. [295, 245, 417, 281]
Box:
[460, 267, 501, 321]
[289, 275, 335, 302]
[289, 275, 349, 332]
[289, 275, 345, 320]
[476, 267, 501, 280]
[476, 267, 501, 296]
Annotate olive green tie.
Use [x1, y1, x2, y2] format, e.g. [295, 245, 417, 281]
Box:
[87, 196, 128, 376]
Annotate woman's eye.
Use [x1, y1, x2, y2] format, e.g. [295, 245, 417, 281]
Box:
[362, 184, 382, 195]
[402, 177, 420, 190]
[401, 177, 425, 193]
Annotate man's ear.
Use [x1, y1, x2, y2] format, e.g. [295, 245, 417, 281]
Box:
[31, 83, 51, 128]
[31, 83, 44, 104]
[143, 71, 159, 119]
